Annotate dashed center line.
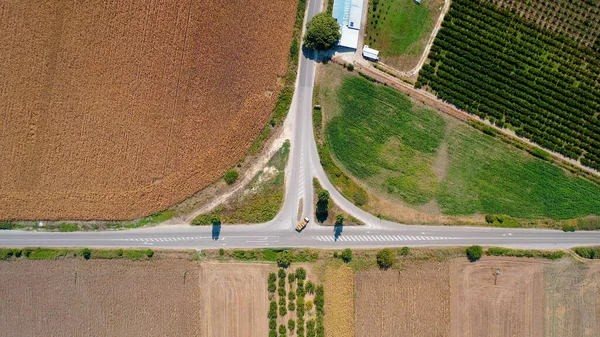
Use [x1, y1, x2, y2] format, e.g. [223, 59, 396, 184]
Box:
[311, 235, 456, 242]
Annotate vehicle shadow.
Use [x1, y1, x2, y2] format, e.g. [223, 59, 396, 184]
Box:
[334, 223, 343, 241]
[212, 222, 221, 240]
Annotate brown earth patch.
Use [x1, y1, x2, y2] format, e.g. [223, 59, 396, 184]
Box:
[0, 0, 297, 220]
[450, 257, 546, 337]
[355, 261, 451, 337]
[0, 259, 273, 337]
[544, 259, 600, 337]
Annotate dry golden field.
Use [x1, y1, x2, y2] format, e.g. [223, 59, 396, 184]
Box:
[355, 261, 451, 337]
[323, 263, 355, 337]
[0, 260, 272, 337]
[0, 0, 297, 220]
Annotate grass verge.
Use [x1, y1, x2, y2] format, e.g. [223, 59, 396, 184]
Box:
[193, 141, 290, 225]
[0, 248, 156, 261]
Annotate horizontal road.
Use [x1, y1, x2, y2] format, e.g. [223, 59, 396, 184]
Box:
[0, 0, 598, 251]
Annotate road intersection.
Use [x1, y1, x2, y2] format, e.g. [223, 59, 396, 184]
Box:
[0, 0, 598, 250]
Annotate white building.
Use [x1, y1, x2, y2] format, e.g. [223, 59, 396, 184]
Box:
[362, 45, 380, 61]
[332, 0, 364, 49]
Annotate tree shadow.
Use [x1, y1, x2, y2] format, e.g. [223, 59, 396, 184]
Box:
[315, 210, 329, 223]
[211, 222, 221, 241]
[334, 224, 343, 241]
[301, 45, 355, 63]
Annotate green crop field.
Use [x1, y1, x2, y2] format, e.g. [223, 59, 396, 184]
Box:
[325, 71, 600, 220]
[417, 0, 600, 171]
[365, 0, 442, 70]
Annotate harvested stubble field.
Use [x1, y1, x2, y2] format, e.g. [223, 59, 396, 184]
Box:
[0, 260, 272, 337]
[0, 0, 297, 220]
[323, 263, 355, 337]
[450, 257, 545, 337]
[354, 256, 600, 337]
[355, 261, 451, 337]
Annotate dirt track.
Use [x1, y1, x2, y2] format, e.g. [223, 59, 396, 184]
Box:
[0, 0, 297, 220]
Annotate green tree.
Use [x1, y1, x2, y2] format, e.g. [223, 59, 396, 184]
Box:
[304, 12, 341, 51]
[295, 267, 306, 280]
[340, 248, 352, 262]
[145, 249, 154, 258]
[277, 251, 292, 268]
[335, 214, 344, 225]
[466, 245, 483, 261]
[82, 248, 92, 260]
[316, 189, 330, 222]
[400, 246, 410, 256]
[223, 169, 239, 185]
[376, 248, 395, 269]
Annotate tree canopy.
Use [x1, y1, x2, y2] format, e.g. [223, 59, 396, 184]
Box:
[304, 13, 341, 50]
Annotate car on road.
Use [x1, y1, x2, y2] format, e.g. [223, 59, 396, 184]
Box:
[296, 217, 309, 231]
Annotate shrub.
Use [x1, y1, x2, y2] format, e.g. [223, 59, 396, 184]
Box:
[116, 249, 123, 257]
[574, 247, 600, 259]
[562, 224, 576, 232]
[269, 330, 277, 337]
[192, 214, 219, 226]
[269, 272, 277, 283]
[486, 247, 564, 260]
[279, 287, 286, 297]
[0, 222, 16, 230]
[288, 272, 296, 283]
[145, 249, 154, 258]
[347, 63, 355, 71]
[400, 246, 410, 256]
[341, 248, 352, 262]
[288, 301, 296, 311]
[376, 248, 395, 269]
[332, 251, 338, 258]
[289, 291, 296, 301]
[219, 248, 225, 256]
[82, 248, 92, 260]
[297, 296, 305, 317]
[466, 245, 483, 261]
[279, 324, 287, 335]
[277, 251, 292, 268]
[295, 267, 306, 280]
[288, 319, 296, 333]
[305, 300, 314, 311]
[268, 282, 277, 293]
[268, 301, 277, 319]
[270, 318, 277, 330]
[305, 281, 315, 294]
[223, 169, 239, 185]
[296, 285, 305, 298]
[278, 268, 286, 279]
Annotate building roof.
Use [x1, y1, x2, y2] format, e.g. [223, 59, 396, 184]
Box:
[362, 45, 380, 60]
[339, 26, 360, 49]
[332, 0, 364, 49]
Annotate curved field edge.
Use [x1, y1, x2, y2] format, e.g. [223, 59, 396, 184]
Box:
[314, 63, 600, 227]
[0, 0, 300, 221]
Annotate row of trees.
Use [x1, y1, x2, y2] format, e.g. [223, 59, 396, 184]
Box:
[418, 0, 600, 170]
[268, 268, 323, 337]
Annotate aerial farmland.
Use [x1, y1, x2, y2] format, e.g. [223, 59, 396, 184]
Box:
[0, 0, 297, 220]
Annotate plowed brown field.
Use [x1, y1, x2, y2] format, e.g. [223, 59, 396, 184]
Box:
[0, 0, 297, 220]
[0, 260, 272, 337]
[450, 257, 545, 337]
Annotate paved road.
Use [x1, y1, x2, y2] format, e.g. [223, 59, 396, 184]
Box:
[0, 0, 598, 250]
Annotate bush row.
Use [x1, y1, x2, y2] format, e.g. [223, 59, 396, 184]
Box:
[486, 247, 564, 260]
[573, 246, 600, 259]
[0, 248, 154, 261]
